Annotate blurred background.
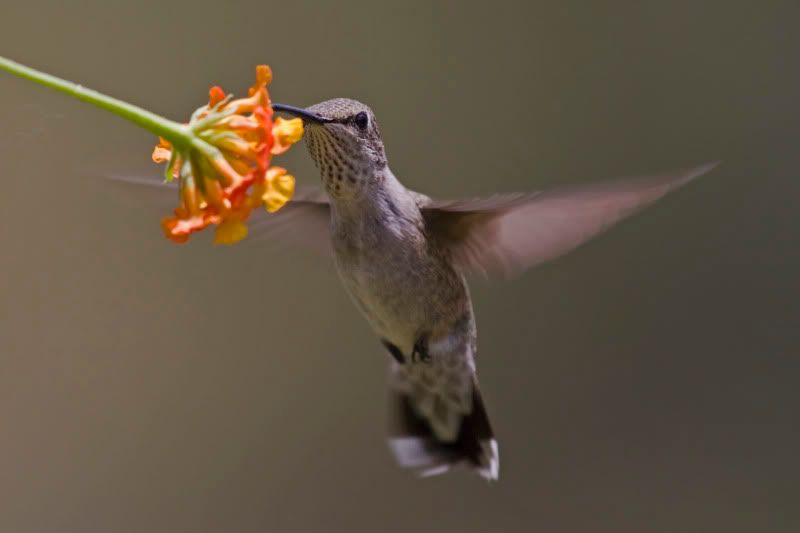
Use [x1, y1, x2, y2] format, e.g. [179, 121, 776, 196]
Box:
[1, 1, 798, 532]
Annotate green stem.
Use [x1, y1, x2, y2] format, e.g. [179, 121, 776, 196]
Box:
[0, 56, 192, 149]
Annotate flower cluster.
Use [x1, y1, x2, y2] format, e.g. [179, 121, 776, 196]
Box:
[152, 65, 304, 244]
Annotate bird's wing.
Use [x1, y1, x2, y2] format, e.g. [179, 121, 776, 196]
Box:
[103, 175, 332, 254]
[422, 162, 718, 279]
[247, 187, 332, 254]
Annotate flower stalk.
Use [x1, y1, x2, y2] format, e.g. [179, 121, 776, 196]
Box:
[0, 56, 191, 149]
[0, 55, 305, 245]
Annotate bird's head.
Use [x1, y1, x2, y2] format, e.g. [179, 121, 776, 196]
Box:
[273, 98, 386, 199]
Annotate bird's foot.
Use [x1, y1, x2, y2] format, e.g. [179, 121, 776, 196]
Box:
[381, 339, 405, 364]
[411, 333, 432, 364]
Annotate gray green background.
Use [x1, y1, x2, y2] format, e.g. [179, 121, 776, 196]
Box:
[1, 1, 798, 532]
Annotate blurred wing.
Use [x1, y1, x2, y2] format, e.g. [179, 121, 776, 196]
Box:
[103, 175, 332, 254]
[423, 162, 718, 278]
[247, 187, 332, 255]
[101, 174, 179, 211]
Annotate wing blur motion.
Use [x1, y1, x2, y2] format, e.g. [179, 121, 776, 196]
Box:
[423, 162, 718, 278]
[103, 161, 717, 271]
[102, 175, 332, 254]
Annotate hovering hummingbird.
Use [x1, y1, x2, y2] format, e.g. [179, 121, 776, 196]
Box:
[117, 98, 717, 481]
[270, 99, 717, 481]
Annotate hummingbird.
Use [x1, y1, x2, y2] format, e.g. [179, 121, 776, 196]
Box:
[115, 98, 717, 481]
[268, 99, 716, 481]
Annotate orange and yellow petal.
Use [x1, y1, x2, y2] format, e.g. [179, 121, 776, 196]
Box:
[249, 64, 272, 97]
[262, 167, 295, 213]
[161, 214, 209, 244]
[214, 218, 249, 245]
[152, 146, 172, 164]
[271, 117, 304, 155]
[152, 137, 173, 163]
[208, 86, 226, 107]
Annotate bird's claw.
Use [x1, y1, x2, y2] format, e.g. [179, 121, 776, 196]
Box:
[411, 333, 432, 364]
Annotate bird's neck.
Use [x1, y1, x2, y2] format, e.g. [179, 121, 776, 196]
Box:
[329, 167, 423, 233]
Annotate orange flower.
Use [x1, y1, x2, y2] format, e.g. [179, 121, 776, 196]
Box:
[271, 117, 304, 155]
[151, 137, 173, 165]
[152, 65, 303, 244]
[262, 166, 296, 213]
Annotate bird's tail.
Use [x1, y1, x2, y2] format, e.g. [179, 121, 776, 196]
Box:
[386, 365, 499, 480]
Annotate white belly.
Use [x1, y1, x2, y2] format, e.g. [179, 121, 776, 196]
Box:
[328, 193, 468, 354]
[334, 247, 426, 354]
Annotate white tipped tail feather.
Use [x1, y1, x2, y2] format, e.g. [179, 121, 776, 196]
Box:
[387, 365, 499, 481]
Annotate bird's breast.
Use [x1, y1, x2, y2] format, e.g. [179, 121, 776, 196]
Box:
[331, 218, 469, 353]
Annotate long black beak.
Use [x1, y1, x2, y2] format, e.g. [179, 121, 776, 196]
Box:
[272, 103, 332, 124]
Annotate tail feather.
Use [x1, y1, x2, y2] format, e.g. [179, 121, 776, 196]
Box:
[388, 375, 499, 480]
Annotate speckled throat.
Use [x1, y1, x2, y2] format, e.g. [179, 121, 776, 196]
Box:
[305, 125, 366, 198]
[300, 98, 388, 202]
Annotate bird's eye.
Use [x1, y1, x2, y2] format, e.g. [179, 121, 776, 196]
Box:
[354, 111, 369, 130]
